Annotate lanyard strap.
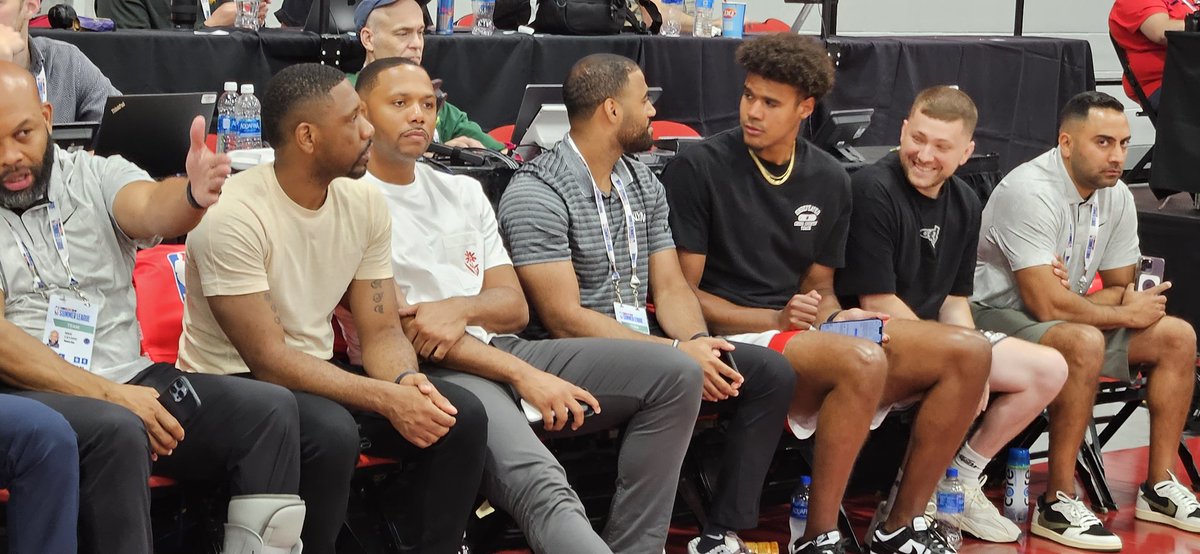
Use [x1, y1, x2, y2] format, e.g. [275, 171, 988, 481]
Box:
[2, 202, 83, 299]
[35, 66, 47, 103]
[566, 136, 641, 305]
[1064, 201, 1100, 294]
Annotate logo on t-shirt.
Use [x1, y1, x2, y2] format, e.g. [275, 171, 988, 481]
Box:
[920, 225, 941, 249]
[793, 205, 821, 231]
[465, 250, 480, 276]
[167, 251, 188, 301]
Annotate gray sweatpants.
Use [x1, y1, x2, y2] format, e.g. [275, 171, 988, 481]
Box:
[427, 336, 703, 554]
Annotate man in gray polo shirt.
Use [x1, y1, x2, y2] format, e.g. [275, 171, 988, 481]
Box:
[499, 54, 796, 554]
[0, 61, 304, 554]
[972, 91, 1200, 550]
[0, 0, 119, 122]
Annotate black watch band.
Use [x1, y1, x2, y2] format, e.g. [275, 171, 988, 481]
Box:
[185, 181, 205, 210]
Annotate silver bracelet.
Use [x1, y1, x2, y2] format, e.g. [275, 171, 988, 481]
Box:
[671, 339, 680, 349]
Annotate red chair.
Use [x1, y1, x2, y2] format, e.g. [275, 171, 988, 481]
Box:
[743, 18, 790, 34]
[651, 120, 701, 140]
[488, 124, 515, 145]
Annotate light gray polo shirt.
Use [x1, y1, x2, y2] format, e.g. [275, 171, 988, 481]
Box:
[498, 139, 676, 339]
[0, 146, 157, 384]
[972, 147, 1141, 311]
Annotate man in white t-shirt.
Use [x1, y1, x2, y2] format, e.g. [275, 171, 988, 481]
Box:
[341, 57, 704, 554]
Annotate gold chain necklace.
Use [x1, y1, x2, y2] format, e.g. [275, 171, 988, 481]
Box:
[748, 144, 796, 186]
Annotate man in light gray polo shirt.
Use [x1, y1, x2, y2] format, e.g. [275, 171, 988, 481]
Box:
[0, 0, 119, 122]
[0, 61, 304, 554]
[972, 91, 1200, 550]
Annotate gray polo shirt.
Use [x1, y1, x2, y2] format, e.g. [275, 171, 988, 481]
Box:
[972, 147, 1141, 311]
[498, 138, 676, 339]
[0, 146, 157, 384]
[29, 36, 121, 124]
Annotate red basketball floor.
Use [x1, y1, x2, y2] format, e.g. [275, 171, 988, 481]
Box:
[503, 437, 1200, 553]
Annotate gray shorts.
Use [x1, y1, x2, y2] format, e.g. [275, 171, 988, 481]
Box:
[970, 302, 1133, 382]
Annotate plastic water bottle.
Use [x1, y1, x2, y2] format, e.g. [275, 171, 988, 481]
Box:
[1004, 448, 1031, 524]
[935, 468, 964, 551]
[216, 82, 239, 154]
[235, 0, 260, 29]
[235, 84, 262, 150]
[661, 0, 683, 36]
[789, 475, 811, 546]
[471, 0, 495, 36]
[693, 0, 714, 37]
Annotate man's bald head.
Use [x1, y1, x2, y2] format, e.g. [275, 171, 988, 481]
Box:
[360, 0, 426, 64]
[0, 61, 55, 211]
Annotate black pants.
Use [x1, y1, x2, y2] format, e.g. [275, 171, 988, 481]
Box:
[263, 369, 488, 554]
[706, 343, 796, 530]
[3, 363, 301, 554]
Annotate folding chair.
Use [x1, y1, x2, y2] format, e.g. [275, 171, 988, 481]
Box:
[1110, 34, 1158, 185]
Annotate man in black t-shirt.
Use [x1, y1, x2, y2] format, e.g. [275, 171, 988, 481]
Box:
[838, 86, 1067, 544]
[661, 35, 990, 554]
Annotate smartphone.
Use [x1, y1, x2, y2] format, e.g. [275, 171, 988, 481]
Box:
[820, 318, 885, 344]
[520, 399, 595, 425]
[718, 349, 740, 383]
[158, 375, 202, 427]
[1137, 256, 1166, 292]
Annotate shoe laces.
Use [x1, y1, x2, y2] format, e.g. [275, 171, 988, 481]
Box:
[1053, 491, 1103, 527]
[1155, 471, 1200, 512]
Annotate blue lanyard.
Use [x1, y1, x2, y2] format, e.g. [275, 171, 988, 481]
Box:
[2, 202, 84, 299]
[566, 136, 641, 306]
[1064, 201, 1100, 294]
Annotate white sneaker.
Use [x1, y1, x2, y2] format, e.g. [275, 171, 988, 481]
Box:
[687, 532, 751, 554]
[958, 476, 1021, 542]
[1030, 491, 1122, 552]
[1136, 471, 1200, 533]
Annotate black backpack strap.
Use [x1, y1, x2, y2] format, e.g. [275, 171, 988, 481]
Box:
[635, 0, 662, 34]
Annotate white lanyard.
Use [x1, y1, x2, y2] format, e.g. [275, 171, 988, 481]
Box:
[200, 0, 212, 20]
[566, 136, 641, 306]
[2, 202, 84, 299]
[1064, 201, 1100, 294]
[35, 67, 47, 103]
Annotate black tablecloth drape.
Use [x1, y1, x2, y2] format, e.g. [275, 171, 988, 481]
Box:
[1151, 32, 1200, 195]
[32, 29, 1093, 173]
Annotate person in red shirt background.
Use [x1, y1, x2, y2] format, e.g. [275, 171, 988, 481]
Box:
[1110, 0, 1199, 109]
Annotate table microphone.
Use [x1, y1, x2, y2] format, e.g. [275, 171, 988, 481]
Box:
[171, 0, 198, 29]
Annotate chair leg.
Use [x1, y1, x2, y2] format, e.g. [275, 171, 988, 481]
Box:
[1179, 439, 1200, 493]
[1077, 423, 1118, 512]
[838, 506, 861, 553]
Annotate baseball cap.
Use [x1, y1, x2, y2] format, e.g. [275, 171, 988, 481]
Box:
[354, 0, 428, 30]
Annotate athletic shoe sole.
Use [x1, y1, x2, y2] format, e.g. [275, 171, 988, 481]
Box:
[1135, 506, 1200, 533]
[1029, 520, 1122, 552]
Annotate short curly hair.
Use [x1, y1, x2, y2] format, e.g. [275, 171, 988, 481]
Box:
[261, 63, 347, 147]
[735, 33, 835, 101]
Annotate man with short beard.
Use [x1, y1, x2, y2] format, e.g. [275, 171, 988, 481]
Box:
[178, 62, 488, 554]
[973, 90, 1200, 550]
[499, 53, 796, 554]
[0, 60, 305, 554]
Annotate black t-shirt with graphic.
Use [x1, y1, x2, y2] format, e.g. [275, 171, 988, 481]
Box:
[661, 128, 852, 309]
[836, 152, 981, 320]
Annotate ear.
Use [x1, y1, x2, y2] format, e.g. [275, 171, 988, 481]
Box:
[960, 140, 976, 165]
[41, 102, 53, 131]
[1057, 131, 1071, 156]
[900, 118, 909, 137]
[294, 122, 317, 155]
[24, 0, 39, 17]
[797, 96, 816, 120]
[603, 97, 620, 125]
[360, 26, 375, 55]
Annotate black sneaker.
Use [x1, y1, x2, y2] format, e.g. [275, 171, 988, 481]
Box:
[869, 516, 955, 554]
[1030, 491, 1122, 551]
[791, 530, 847, 554]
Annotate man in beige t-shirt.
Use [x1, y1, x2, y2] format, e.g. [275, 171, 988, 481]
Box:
[177, 63, 487, 554]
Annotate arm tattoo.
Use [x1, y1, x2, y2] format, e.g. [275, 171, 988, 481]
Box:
[370, 280, 385, 313]
[263, 292, 282, 325]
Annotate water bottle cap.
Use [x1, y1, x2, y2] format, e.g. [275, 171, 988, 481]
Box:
[224, 82, 238, 92]
[945, 468, 958, 478]
[1007, 447, 1030, 466]
[800, 475, 811, 486]
[240, 84, 254, 94]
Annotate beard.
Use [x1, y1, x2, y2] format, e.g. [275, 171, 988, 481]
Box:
[346, 140, 372, 179]
[619, 120, 654, 155]
[0, 140, 54, 211]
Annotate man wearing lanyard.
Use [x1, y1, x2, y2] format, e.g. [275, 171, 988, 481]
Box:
[499, 54, 796, 554]
[836, 86, 1068, 545]
[1110, 0, 1199, 109]
[973, 91, 1200, 550]
[0, 0, 120, 122]
[340, 57, 703, 554]
[659, 34, 988, 554]
[0, 61, 306, 553]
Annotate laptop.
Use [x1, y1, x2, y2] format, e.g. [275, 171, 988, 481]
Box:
[93, 93, 217, 179]
[51, 122, 100, 152]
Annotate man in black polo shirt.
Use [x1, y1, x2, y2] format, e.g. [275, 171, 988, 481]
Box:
[661, 34, 990, 554]
[838, 86, 1068, 544]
